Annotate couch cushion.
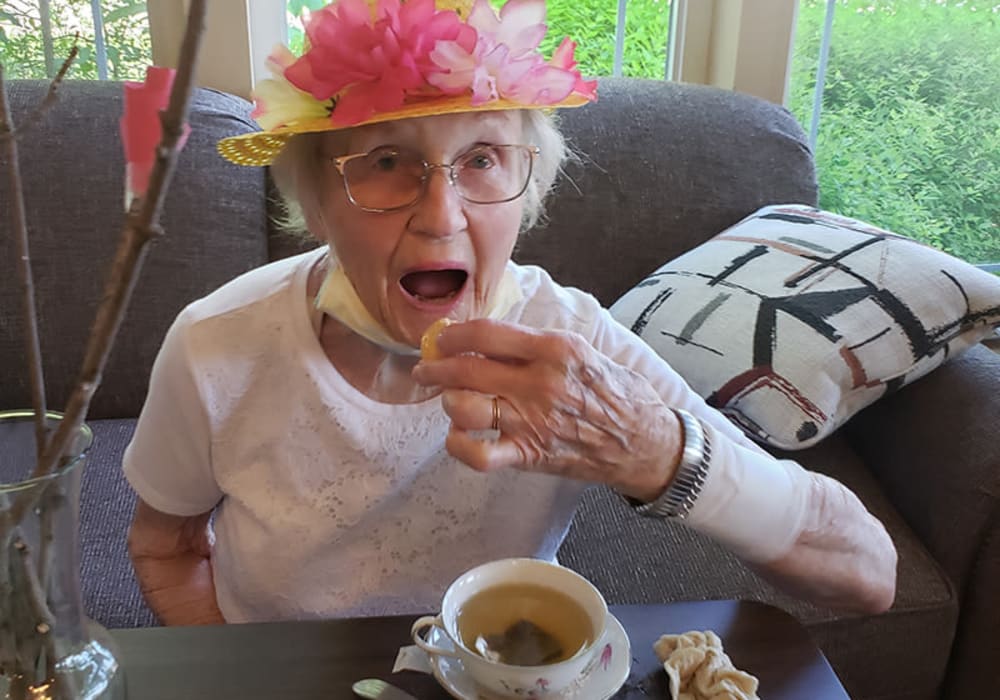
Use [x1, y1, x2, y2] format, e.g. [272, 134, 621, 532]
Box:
[512, 78, 819, 308]
[79, 418, 156, 628]
[609, 204, 1000, 450]
[558, 433, 957, 700]
[0, 81, 270, 419]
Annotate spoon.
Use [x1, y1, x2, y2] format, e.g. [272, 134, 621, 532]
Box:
[352, 678, 419, 700]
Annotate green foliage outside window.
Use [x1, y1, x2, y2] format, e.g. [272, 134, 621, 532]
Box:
[530, 0, 671, 78]
[1, 0, 150, 81]
[790, 0, 1000, 264]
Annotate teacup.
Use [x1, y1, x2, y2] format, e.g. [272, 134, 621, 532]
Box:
[411, 558, 608, 698]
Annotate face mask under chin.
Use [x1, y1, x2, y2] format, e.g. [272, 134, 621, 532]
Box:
[313, 247, 525, 357]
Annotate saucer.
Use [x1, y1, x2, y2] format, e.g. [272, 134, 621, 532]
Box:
[427, 613, 631, 700]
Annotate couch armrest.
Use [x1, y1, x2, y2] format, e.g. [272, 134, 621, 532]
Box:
[844, 343, 1000, 699]
[844, 343, 1000, 588]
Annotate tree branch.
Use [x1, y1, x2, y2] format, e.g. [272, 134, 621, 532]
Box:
[0, 44, 78, 145]
[0, 64, 49, 460]
[24, 0, 208, 497]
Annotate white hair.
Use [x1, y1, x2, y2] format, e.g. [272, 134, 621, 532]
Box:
[268, 108, 571, 239]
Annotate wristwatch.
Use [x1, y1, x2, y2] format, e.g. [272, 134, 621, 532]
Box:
[629, 408, 712, 520]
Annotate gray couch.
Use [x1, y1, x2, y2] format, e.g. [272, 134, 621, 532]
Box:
[2, 78, 998, 700]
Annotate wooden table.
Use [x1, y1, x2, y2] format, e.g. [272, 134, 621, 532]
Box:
[109, 600, 849, 699]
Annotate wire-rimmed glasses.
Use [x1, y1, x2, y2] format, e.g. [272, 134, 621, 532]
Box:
[327, 144, 539, 213]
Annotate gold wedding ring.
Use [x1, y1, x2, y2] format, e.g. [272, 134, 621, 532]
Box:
[491, 396, 501, 432]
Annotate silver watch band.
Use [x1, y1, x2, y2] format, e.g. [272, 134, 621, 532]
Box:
[630, 408, 712, 519]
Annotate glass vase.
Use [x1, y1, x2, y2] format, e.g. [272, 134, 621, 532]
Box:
[0, 410, 125, 699]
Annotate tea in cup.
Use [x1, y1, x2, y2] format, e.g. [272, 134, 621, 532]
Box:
[411, 558, 608, 697]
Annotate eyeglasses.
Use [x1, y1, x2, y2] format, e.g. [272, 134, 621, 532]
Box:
[327, 144, 540, 213]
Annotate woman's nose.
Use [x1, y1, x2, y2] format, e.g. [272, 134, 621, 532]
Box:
[408, 168, 466, 238]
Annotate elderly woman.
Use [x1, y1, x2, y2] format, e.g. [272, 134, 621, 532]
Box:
[124, 0, 896, 626]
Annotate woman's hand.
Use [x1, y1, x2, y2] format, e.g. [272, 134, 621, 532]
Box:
[412, 318, 683, 501]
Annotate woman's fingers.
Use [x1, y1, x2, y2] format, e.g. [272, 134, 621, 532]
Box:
[441, 389, 501, 432]
[414, 330, 598, 405]
[415, 354, 524, 398]
[429, 318, 591, 365]
[445, 427, 525, 473]
[420, 319, 682, 495]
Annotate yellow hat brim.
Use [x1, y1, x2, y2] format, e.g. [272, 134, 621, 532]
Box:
[217, 92, 592, 167]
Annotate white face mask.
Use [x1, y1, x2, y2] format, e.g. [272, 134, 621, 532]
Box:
[314, 249, 524, 356]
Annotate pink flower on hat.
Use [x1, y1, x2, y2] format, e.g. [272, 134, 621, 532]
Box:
[252, 45, 332, 130]
[234, 0, 598, 156]
[551, 37, 598, 101]
[283, 0, 474, 125]
[428, 0, 595, 105]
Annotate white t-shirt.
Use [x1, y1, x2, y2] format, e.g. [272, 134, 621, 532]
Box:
[124, 247, 807, 622]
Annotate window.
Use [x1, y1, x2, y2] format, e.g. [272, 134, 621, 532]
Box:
[285, 0, 673, 79]
[1, 1, 152, 81]
[147, 1, 795, 106]
[789, 0, 1000, 266]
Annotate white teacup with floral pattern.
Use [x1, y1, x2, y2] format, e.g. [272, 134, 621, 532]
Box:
[411, 558, 608, 698]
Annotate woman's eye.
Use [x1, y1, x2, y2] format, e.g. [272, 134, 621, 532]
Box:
[465, 151, 496, 169]
[372, 154, 398, 171]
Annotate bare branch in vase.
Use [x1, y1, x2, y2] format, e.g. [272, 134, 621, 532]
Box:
[2, 1, 207, 695]
[0, 64, 50, 460]
[24, 0, 208, 497]
[0, 41, 78, 461]
[0, 56, 72, 663]
[0, 42, 79, 145]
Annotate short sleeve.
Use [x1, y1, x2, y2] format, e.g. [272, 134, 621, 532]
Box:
[123, 309, 224, 516]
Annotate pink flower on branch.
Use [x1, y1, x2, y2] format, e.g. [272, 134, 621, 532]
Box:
[120, 66, 190, 207]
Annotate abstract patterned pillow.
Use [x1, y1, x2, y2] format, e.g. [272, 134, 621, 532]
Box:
[611, 204, 1000, 449]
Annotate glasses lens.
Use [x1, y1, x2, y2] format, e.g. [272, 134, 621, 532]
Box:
[343, 147, 425, 210]
[454, 145, 533, 204]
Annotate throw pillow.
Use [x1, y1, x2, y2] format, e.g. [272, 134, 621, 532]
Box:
[611, 204, 1000, 449]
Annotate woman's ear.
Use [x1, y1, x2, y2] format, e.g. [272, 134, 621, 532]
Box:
[302, 202, 330, 245]
[299, 157, 338, 247]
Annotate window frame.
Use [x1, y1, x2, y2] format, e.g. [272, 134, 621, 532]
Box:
[670, 0, 798, 105]
[146, 0, 798, 105]
[147, 0, 286, 100]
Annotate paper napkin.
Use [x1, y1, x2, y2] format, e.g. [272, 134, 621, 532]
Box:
[654, 630, 760, 700]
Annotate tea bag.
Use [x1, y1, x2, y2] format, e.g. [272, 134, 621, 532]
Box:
[475, 619, 564, 666]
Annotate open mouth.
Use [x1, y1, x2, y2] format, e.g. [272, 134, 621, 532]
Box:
[399, 269, 469, 304]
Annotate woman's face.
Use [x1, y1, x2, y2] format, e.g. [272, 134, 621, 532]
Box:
[312, 111, 526, 348]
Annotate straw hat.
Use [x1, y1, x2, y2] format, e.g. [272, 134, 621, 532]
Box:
[217, 0, 597, 167]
